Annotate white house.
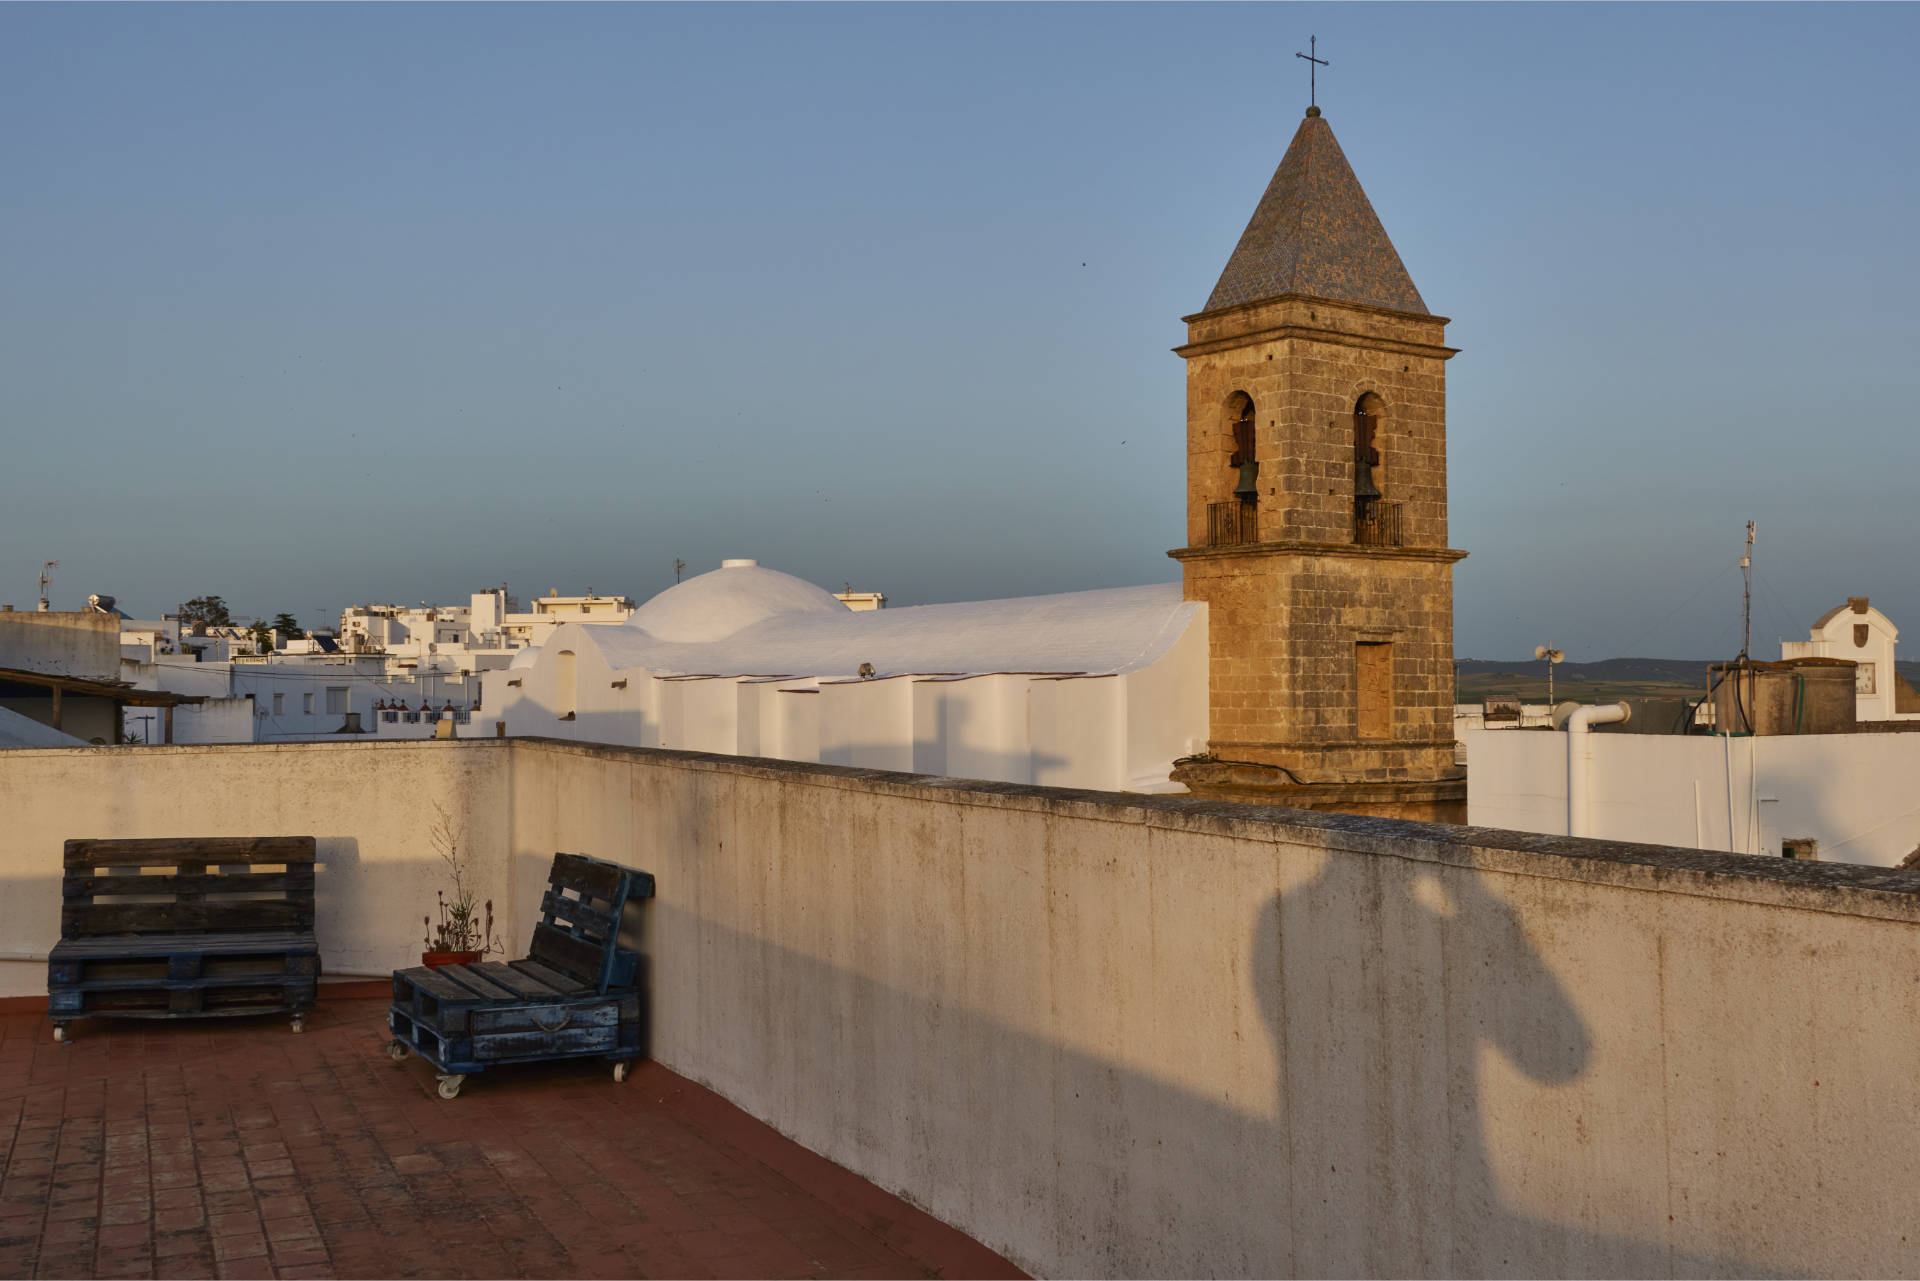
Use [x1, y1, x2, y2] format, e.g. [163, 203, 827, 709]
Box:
[485, 559, 1209, 794]
[123, 651, 484, 744]
[1781, 596, 1920, 721]
[336, 588, 635, 677]
[1466, 598, 1920, 867]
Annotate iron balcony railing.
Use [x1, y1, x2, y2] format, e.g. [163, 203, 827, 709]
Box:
[1207, 499, 1258, 547]
[1355, 501, 1403, 548]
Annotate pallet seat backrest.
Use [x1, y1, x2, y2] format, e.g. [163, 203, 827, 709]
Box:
[61, 837, 317, 939]
[528, 852, 656, 994]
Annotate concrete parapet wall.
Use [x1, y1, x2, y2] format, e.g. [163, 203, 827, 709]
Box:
[2, 738, 1918, 1275]
[0, 741, 515, 992]
[514, 738, 1920, 1278]
[0, 611, 120, 680]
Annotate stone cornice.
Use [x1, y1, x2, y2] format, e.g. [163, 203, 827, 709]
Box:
[1168, 542, 1468, 565]
[1203, 738, 1462, 753]
[1182, 292, 1450, 328]
[1173, 321, 1458, 362]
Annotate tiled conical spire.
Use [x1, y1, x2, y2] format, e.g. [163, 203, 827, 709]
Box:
[1202, 110, 1427, 316]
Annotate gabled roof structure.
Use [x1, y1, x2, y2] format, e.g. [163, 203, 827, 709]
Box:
[1200, 110, 1427, 316]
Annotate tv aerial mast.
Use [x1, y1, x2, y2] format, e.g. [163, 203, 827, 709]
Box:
[1740, 521, 1756, 661]
[37, 560, 58, 611]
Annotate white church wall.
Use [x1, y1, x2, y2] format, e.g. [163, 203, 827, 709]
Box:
[768, 687, 821, 763]
[820, 676, 914, 771]
[673, 677, 740, 756]
[1123, 602, 1210, 791]
[735, 681, 770, 758]
[480, 578, 1208, 793]
[929, 674, 1034, 786]
[654, 677, 683, 750]
[910, 679, 947, 776]
[736, 678, 815, 761]
[1468, 728, 1920, 866]
[1030, 676, 1124, 790]
[617, 671, 661, 749]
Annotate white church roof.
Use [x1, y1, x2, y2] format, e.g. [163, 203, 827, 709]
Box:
[626, 560, 849, 643]
[569, 566, 1198, 681]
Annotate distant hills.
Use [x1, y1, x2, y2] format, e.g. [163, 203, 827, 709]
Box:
[1459, 657, 1713, 684]
[1455, 658, 1709, 703]
[1456, 656, 1920, 703]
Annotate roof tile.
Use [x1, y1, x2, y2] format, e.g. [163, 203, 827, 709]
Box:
[1202, 112, 1427, 316]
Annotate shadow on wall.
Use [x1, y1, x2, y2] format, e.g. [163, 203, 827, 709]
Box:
[653, 865, 1773, 1279]
[1254, 860, 1765, 1278]
[906, 694, 1069, 787]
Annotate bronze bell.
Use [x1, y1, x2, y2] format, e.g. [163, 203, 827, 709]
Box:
[1355, 460, 1382, 501]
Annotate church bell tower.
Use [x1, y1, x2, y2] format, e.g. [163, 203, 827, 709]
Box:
[1168, 106, 1466, 821]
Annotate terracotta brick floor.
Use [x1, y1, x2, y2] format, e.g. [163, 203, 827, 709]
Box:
[0, 996, 1023, 1280]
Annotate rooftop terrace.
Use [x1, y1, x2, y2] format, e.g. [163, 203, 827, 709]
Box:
[6, 737, 1920, 1276]
[0, 993, 1021, 1280]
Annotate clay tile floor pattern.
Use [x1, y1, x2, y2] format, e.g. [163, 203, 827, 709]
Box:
[0, 995, 1024, 1281]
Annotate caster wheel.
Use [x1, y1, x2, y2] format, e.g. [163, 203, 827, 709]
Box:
[51, 1025, 67, 1044]
[386, 1038, 411, 1063]
[436, 1074, 466, 1100]
[290, 1015, 306, 1034]
[612, 1061, 630, 1084]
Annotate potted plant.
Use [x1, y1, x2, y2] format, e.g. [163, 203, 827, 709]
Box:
[421, 804, 500, 968]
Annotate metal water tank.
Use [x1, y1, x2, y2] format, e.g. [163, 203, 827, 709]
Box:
[1710, 658, 1856, 734]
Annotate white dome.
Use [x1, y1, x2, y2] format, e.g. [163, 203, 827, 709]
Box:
[627, 560, 848, 644]
[508, 646, 540, 669]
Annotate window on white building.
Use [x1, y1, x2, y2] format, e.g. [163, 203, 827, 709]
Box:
[272, 693, 285, 715]
[326, 686, 348, 714]
[303, 692, 315, 714]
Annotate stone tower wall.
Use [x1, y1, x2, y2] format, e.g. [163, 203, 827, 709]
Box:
[1179, 546, 1457, 779]
[1181, 296, 1452, 550]
[1172, 296, 1462, 797]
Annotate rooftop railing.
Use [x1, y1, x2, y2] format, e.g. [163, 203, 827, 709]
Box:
[1207, 499, 1258, 547]
[1354, 500, 1403, 548]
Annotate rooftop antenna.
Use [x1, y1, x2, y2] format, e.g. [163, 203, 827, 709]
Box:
[37, 560, 58, 611]
[1534, 644, 1565, 707]
[1295, 35, 1329, 113]
[673, 558, 686, 584]
[1740, 520, 1756, 661]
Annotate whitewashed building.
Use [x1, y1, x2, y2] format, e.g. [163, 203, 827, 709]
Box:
[123, 651, 482, 744]
[1467, 598, 1920, 867]
[486, 559, 1208, 793]
[337, 588, 635, 677]
[1781, 596, 1920, 721]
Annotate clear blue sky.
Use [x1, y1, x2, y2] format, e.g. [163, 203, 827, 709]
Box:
[3, 3, 1914, 660]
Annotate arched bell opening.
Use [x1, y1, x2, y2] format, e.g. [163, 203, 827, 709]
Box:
[1353, 392, 1399, 546]
[1209, 392, 1260, 546]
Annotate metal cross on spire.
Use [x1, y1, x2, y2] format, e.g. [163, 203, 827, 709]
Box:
[1295, 35, 1329, 110]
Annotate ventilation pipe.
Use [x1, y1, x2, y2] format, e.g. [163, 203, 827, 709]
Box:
[1566, 702, 1631, 838]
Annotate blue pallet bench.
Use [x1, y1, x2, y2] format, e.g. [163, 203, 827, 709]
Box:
[386, 851, 654, 1098]
[48, 836, 320, 1041]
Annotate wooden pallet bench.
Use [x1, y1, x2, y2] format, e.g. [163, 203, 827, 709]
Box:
[387, 851, 654, 1098]
[48, 836, 319, 1040]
